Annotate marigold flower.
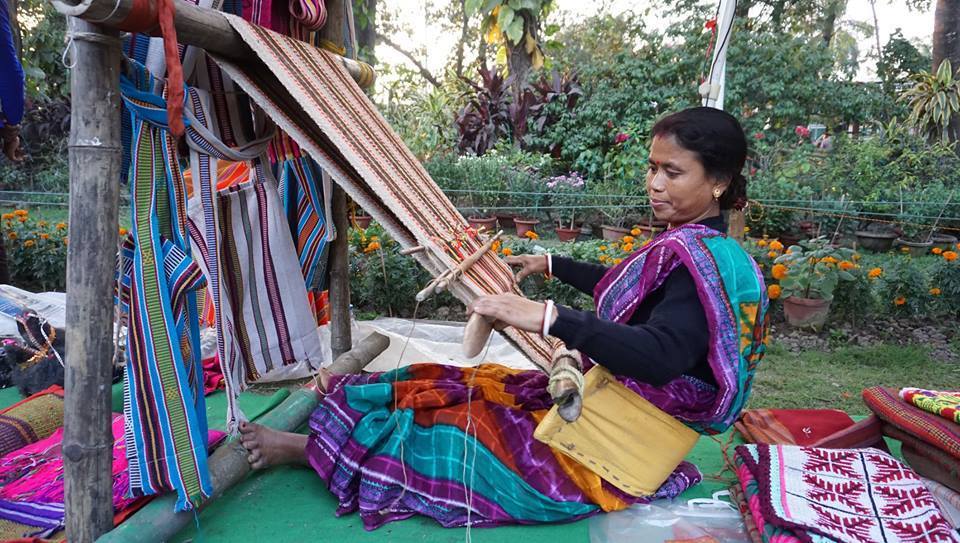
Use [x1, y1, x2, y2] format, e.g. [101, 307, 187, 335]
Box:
[785, 249, 793, 255]
[853, 253, 861, 261]
[768, 284, 782, 300]
[757, 240, 768, 248]
[0, 213, 12, 220]
[894, 296, 906, 306]
[6, 232, 15, 240]
[769, 240, 784, 251]
[119, 228, 128, 236]
[613, 258, 623, 265]
[630, 228, 641, 236]
[868, 267, 883, 279]
[839, 261, 856, 271]
[491, 240, 501, 253]
[622, 235, 635, 243]
[930, 288, 942, 296]
[901, 246, 910, 253]
[17, 216, 26, 223]
[599, 245, 607, 251]
[772, 264, 788, 280]
[767, 251, 777, 259]
[743, 226, 751, 234]
[23, 240, 35, 248]
[369, 235, 379, 242]
[623, 243, 634, 252]
[599, 255, 608, 263]
[37, 220, 47, 228]
[502, 248, 513, 256]
[56, 222, 67, 230]
[932, 247, 943, 255]
[524, 231, 539, 240]
[39, 233, 49, 240]
[944, 251, 958, 262]
[820, 256, 838, 264]
[364, 241, 381, 253]
[13, 209, 27, 217]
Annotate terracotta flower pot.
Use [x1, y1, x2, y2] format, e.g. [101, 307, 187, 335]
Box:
[514, 218, 540, 237]
[352, 215, 372, 229]
[779, 232, 806, 248]
[555, 226, 580, 242]
[895, 238, 934, 258]
[600, 225, 630, 241]
[855, 230, 897, 253]
[467, 216, 497, 231]
[783, 296, 832, 329]
[931, 233, 959, 252]
[495, 213, 517, 231]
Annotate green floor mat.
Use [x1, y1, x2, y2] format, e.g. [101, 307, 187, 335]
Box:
[171, 431, 742, 543]
[0, 386, 24, 410]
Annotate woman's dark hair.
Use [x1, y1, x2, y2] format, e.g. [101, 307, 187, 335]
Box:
[651, 107, 748, 210]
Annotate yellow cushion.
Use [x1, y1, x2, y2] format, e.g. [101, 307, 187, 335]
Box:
[534, 366, 699, 497]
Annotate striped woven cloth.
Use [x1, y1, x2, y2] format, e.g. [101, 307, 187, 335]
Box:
[900, 388, 960, 425]
[864, 386, 960, 460]
[209, 16, 556, 371]
[0, 386, 63, 458]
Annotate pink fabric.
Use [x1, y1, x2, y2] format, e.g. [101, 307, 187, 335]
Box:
[203, 355, 225, 395]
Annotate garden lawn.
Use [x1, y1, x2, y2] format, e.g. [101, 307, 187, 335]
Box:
[748, 341, 960, 415]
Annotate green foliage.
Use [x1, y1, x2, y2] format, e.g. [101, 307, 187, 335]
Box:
[928, 255, 960, 316]
[901, 60, 960, 143]
[746, 144, 816, 236]
[774, 237, 858, 300]
[877, 30, 931, 96]
[2, 210, 69, 291]
[874, 255, 930, 316]
[378, 65, 462, 160]
[17, 0, 68, 102]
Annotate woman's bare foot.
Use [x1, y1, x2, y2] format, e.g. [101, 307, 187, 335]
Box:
[239, 422, 310, 470]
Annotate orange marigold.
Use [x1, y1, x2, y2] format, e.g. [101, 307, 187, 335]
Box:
[900, 246, 910, 253]
[17, 216, 26, 223]
[37, 220, 47, 228]
[820, 256, 838, 264]
[502, 248, 513, 256]
[613, 258, 623, 265]
[599, 245, 607, 251]
[630, 228, 641, 236]
[364, 241, 381, 253]
[743, 226, 751, 234]
[39, 233, 49, 240]
[622, 235, 635, 243]
[868, 267, 883, 279]
[944, 251, 958, 262]
[0, 213, 12, 220]
[839, 261, 856, 271]
[767, 251, 777, 259]
[932, 247, 944, 255]
[599, 255, 608, 263]
[6, 232, 15, 240]
[769, 240, 784, 251]
[119, 228, 128, 236]
[930, 288, 942, 296]
[23, 240, 35, 248]
[772, 264, 788, 280]
[55, 222, 67, 230]
[524, 231, 539, 240]
[622, 243, 634, 252]
[894, 296, 906, 306]
[757, 240, 768, 248]
[13, 209, 27, 217]
[767, 284, 782, 300]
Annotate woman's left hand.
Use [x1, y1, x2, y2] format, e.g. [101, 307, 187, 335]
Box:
[467, 294, 546, 333]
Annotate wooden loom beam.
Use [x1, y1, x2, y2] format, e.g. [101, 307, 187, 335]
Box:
[49, 0, 376, 88]
[97, 333, 390, 542]
[62, 17, 123, 542]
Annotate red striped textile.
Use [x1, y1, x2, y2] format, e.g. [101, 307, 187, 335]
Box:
[864, 386, 960, 460]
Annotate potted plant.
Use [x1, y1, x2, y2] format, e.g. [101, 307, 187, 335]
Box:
[591, 178, 633, 240]
[546, 172, 586, 242]
[351, 210, 372, 230]
[773, 237, 859, 329]
[633, 215, 667, 239]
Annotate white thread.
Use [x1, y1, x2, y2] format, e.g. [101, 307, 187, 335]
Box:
[86, 0, 125, 23]
[462, 326, 494, 543]
[37, 318, 64, 368]
[61, 32, 123, 69]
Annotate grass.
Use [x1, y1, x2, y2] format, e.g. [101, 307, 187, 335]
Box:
[748, 341, 960, 415]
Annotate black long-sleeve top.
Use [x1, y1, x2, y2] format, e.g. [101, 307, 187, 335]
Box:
[548, 216, 725, 387]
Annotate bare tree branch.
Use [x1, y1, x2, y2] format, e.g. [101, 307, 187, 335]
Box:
[379, 35, 441, 88]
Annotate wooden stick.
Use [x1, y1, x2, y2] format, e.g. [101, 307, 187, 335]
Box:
[415, 231, 503, 302]
[49, 0, 376, 88]
[399, 245, 425, 255]
[62, 17, 122, 542]
[97, 333, 390, 542]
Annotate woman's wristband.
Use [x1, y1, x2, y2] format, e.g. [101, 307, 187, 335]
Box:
[541, 300, 555, 337]
[544, 254, 552, 279]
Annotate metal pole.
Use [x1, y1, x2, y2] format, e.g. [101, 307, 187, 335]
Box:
[62, 16, 122, 542]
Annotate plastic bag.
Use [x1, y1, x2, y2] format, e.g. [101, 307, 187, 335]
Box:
[589, 491, 750, 543]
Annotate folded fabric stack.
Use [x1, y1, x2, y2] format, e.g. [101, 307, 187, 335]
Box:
[863, 387, 960, 493]
[732, 443, 960, 542]
[735, 408, 855, 446]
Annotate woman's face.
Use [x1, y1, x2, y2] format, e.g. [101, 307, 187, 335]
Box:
[645, 134, 728, 226]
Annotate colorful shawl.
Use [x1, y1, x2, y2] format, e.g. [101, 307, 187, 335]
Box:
[735, 444, 960, 543]
[735, 409, 855, 446]
[306, 364, 702, 531]
[592, 224, 769, 434]
[900, 388, 960, 425]
[0, 387, 63, 458]
[864, 386, 960, 460]
[0, 413, 226, 538]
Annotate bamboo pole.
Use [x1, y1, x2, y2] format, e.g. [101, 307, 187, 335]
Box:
[320, 0, 352, 359]
[49, 0, 375, 88]
[97, 333, 389, 542]
[62, 17, 122, 543]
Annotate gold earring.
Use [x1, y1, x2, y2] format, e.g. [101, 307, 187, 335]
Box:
[713, 189, 722, 201]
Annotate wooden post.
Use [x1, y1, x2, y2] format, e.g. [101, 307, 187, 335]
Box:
[61, 17, 122, 543]
[320, 0, 352, 359]
[728, 209, 746, 240]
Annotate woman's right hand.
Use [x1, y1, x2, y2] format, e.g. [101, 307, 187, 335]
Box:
[504, 254, 548, 282]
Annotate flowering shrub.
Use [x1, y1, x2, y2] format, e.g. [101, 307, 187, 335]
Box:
[545, 172, 586, 229]
[772, 238, 859, 301]
[2, 210, 69, 291]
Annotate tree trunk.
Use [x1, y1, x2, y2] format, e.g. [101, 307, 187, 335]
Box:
[506, 10, 535, 101]
[933, 0, 960, 71]
[770, 0, 786, 33]
[455, 0, 467, 79]
[354, 0, 377, 65]
[933, 0, 960, 142]
[869, 0, 883, 66]
[821, 0, 844, 45]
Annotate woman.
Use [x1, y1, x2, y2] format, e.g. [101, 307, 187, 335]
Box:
[240, 107, 768, 530]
